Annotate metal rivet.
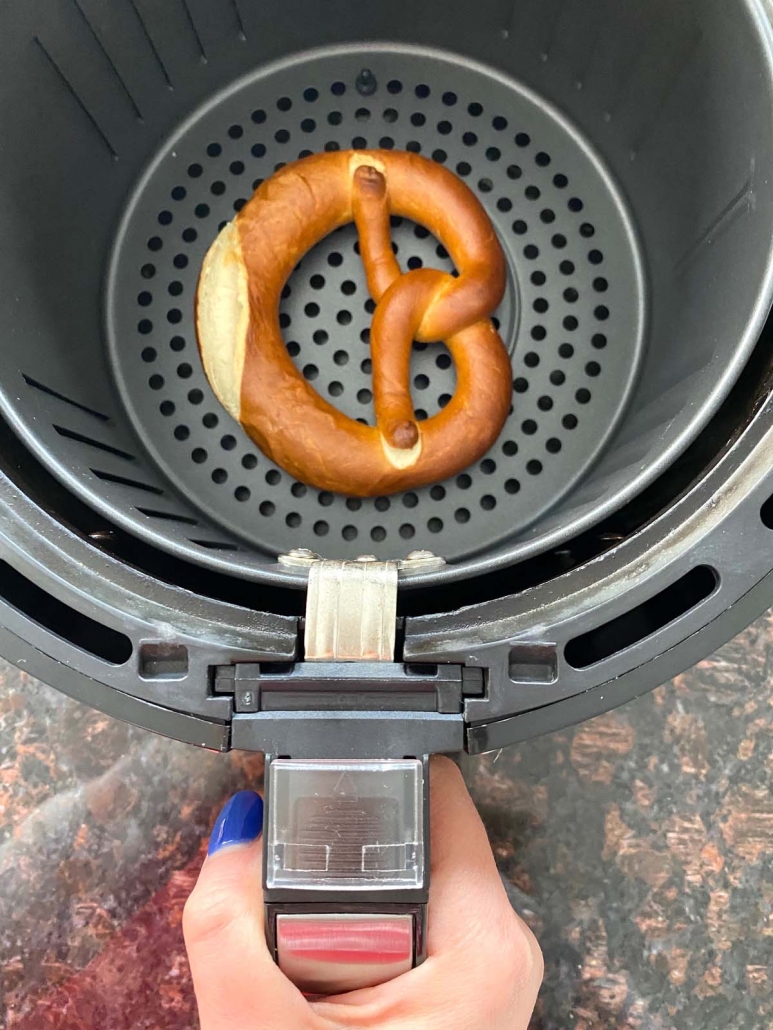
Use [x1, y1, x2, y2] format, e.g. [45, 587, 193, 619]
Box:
[278, 548, 321, 568]
[355, 68, 377, 97]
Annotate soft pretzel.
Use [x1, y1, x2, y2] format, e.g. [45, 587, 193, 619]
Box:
[196, 150, 512, 497]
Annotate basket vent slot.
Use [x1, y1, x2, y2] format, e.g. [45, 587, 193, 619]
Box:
[565, 566, 717, 669]
[54, 425, 136, 461]
[23, 374, 110, 422]
[137, 506, 199, 525]
[0, 559, 132, 664]
[189, 539, 239, 551]
[90, 468, 164, 495]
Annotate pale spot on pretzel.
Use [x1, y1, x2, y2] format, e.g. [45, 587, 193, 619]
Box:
[382, 434, 422, 470]
[196, 221, 248, 421]
[348, 151, 387, 178]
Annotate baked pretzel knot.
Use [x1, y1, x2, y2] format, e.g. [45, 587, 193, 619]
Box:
[197, 150, 512, 497]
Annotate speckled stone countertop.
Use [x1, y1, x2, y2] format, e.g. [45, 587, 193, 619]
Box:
[1, 614, 772, 1029]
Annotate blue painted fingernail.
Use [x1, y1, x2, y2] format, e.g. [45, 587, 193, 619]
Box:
[208, 790, 263, 856]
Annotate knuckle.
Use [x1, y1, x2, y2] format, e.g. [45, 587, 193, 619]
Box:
[509, 914, 544, 984]
[183, 883, 243, 946]
[495, 912, 544, 989]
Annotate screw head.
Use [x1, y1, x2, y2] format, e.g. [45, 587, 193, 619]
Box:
[278, 547, 321, 568]
[406, 550, 438, 561]
[355, 68, 377, 97]
[399, 550, 446, 575]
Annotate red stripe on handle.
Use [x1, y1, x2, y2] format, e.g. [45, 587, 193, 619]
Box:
[278, 918, 413, 966]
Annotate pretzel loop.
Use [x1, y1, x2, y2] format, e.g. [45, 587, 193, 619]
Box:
[197, 150, 513, 497]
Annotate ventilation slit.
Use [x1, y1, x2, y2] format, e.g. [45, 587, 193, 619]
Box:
[23, 375, 111, 422]
[90, 469, 164, 494]
[0, 559, 132, 664]
[565, 566, 718, 669]
[54, 425, 136, 461]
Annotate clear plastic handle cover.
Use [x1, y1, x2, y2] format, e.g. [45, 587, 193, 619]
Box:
[266, 759, 424, 890]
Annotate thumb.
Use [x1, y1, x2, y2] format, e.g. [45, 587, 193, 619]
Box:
[183, 791, 314, 1030]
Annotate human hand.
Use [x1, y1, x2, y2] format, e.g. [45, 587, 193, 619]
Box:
[184, 756, 543, 1029]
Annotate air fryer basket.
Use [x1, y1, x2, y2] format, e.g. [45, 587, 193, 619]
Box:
[1, 0, 772, 590]
[1, 0, 773, 757]
[105, 42, 648, 576]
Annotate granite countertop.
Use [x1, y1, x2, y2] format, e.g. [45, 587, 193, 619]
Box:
[1, 613, 772, 1029]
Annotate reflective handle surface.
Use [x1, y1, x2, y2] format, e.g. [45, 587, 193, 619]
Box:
[274, 911, 416, 994]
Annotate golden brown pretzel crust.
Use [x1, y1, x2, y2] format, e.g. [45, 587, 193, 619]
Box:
[196, 149, 512, 497]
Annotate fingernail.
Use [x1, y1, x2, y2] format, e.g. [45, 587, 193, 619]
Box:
[208, 790, 263, 856]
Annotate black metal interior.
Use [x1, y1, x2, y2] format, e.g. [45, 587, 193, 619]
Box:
[0, 0, 771, 593]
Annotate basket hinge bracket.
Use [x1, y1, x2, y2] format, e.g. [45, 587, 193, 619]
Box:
[278, 549, 445, 663]
[212, 550, 481, 719]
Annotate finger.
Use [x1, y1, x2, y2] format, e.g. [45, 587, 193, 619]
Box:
[427, 755, 518, 949]
[427, 758, 543, 993]
[313, 758, 542, 1029]
[315, 758, 544, 1030]
[183, 791, 314, 1030]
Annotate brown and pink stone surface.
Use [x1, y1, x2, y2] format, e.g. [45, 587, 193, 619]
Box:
[2, 613, 773, 1029]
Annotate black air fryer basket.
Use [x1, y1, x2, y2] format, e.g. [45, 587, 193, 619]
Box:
[3, 0, 773, 989]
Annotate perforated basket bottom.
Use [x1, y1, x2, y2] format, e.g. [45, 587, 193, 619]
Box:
[107, 44, 645, 564]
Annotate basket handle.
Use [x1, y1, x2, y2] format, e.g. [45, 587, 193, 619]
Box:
[263, 757, 429, 994]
